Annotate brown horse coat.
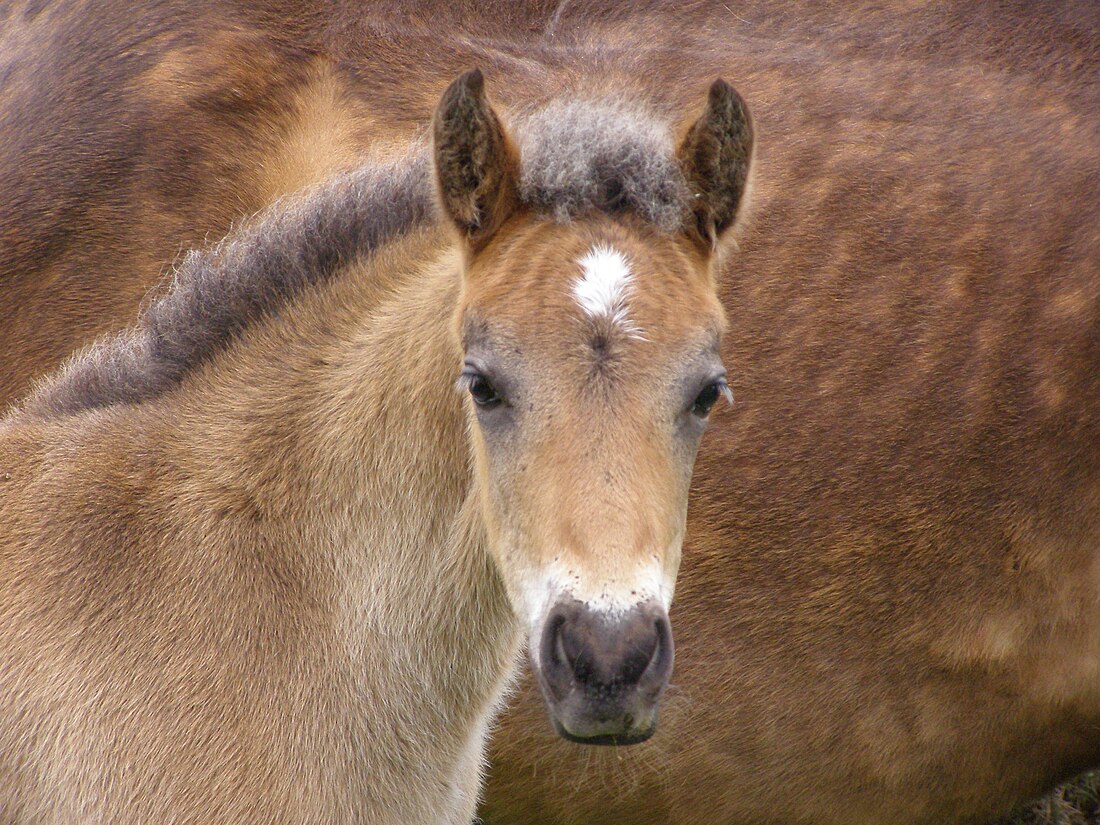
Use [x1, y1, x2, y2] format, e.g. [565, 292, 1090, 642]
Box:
[2, 2, 1100, 823]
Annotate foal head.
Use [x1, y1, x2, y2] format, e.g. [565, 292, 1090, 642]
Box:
[433, 70, 752, 744]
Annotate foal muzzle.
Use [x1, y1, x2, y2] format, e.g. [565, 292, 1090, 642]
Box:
[535, 599, 673, 745]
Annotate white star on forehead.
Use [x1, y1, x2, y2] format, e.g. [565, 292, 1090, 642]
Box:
[571, 245, 644, 338]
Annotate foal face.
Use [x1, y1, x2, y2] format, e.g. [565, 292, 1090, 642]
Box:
[433, 69, 752, 743]
[459, 217, 727, 743]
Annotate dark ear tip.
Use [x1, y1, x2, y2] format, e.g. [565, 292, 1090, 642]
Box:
[439, 68, 486, 111]
[458, 67, 485, 96]
[709, 77, 734, 100]
[708, 78, 748, 116]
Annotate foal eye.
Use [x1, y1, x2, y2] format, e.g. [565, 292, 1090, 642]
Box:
[466, 374, 503, 408]
[458, 362, 506, 411]
[690, 380, 729, 418]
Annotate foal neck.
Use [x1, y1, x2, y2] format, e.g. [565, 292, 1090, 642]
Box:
[162, 228, 521, 811]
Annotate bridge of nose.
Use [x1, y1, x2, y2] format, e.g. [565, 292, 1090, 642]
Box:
[530, 459, 677, 567]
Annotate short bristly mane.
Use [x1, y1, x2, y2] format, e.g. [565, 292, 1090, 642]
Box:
[19, 98, 689, 421]
[20, 150, 434, 419]
[516, 98, 690, 231]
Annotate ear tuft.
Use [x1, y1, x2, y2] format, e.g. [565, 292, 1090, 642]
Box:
[677, 79, 754, 250]
[432, 69, 519, 250]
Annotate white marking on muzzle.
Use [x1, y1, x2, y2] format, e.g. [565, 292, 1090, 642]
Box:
[572, 245, 643, 338]
[521, 557, 673, 634]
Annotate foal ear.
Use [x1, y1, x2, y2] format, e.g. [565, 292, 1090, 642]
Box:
[432, 69, 520, 252]
[677, 79, 754, 251]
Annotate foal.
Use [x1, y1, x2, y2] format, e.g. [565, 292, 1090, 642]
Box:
[0, 71, 751, 823]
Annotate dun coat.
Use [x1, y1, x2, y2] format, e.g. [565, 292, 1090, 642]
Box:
[2, 2, 1099, 823]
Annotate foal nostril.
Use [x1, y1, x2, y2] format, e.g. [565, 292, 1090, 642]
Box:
[555, 620, 592, 683]
[608, 619, 659, 686]
[540, 610, 573, 701]
[637, 612, 673, 698]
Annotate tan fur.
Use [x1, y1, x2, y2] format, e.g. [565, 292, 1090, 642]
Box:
[2, 2, 1100, 824]
[0, 228, 522, 823]
[458, 215, 724, 622]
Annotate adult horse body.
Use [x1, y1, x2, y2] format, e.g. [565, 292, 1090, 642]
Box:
[2, 2, 1100, 824]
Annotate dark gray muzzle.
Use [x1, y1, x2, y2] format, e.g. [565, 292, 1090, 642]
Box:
[535, 598, 673, 745]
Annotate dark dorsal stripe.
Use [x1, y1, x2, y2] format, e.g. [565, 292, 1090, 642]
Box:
[23, 151, 434, 419]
